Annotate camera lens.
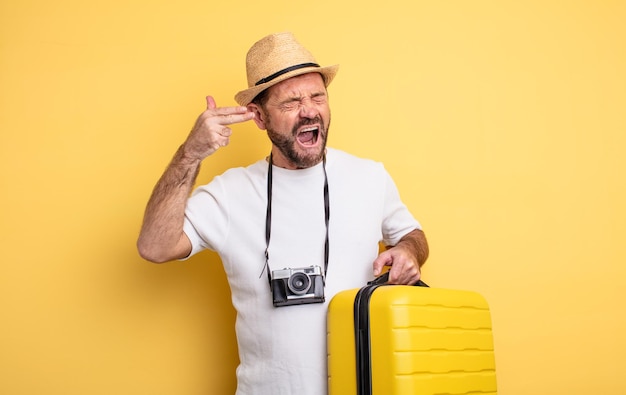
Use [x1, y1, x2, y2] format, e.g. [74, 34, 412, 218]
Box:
[288, 272, 311, 295]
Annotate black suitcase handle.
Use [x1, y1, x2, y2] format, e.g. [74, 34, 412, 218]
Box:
[367, 271, 429, 287]
[355, 272, 429, 395]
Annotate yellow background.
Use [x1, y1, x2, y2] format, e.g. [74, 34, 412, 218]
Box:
[1, 1, 624, 394]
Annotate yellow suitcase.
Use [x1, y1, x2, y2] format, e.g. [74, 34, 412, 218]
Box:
[327, 278, 497, 395]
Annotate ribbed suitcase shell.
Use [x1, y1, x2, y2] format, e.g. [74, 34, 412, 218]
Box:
[327, 285, 497, 395]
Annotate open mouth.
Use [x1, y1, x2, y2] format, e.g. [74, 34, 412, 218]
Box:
[296, 126, 320, 146]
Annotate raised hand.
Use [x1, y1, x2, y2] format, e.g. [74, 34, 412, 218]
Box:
[183, 96, 255, 160]
[137, 95, 255, 263]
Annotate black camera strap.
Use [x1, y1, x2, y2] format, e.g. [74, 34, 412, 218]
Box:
[263, 153, 330, 287]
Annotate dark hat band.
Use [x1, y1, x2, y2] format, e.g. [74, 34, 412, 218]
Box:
[255, 62, 320, 86]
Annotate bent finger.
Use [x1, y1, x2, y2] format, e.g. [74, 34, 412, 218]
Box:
[389, 263, 420, 285]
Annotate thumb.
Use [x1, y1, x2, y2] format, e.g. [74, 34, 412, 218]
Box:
[372, 251, 392, 276]
[206, 95, 217, 110]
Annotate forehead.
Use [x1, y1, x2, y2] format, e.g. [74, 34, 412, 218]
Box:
[266, 73, 326, 99]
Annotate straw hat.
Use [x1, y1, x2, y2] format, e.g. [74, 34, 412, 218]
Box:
[234, 32, 339, 106]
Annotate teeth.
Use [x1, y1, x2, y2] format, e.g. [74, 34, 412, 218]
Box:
[301, 127, 318, 133]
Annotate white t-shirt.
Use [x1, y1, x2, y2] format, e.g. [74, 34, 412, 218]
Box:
[183, 148, 420, 395]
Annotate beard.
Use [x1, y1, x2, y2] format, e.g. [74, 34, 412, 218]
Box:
[266, 114, 330, 169]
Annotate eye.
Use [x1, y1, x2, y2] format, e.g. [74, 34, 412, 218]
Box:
[279, 102, 299, 112]
[312, 94, 327, 104]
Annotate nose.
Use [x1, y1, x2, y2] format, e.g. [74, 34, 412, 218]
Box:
[299, 100, 317, 119]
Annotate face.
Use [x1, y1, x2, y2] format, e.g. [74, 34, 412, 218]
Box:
[249, 73, 331, 169]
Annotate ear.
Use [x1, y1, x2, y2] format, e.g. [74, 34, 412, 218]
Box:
[247, 103, 267, 130]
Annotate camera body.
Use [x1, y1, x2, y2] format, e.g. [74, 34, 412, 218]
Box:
[270, 265, 325, 307]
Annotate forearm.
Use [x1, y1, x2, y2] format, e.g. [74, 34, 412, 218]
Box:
[136, 96, 254, 262]
[396, 229, 429, 268]
[137, 145, 201, 262]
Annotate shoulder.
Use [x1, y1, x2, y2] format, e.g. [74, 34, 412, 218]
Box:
[219, 158, 267, 180]
[200, 158, 267, 188]
[192, 158, 267, 197]
[326, 147, 387, 177]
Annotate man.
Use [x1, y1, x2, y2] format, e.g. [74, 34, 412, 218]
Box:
[137, 32, 428, 395]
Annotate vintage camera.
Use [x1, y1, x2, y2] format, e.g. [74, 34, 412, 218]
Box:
[270, 265, 325, 307]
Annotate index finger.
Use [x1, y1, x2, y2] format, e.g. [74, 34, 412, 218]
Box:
[218, 109, 256, 126]
[210, 106, 255, 126]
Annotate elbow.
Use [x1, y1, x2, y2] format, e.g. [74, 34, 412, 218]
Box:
[136, 239, 171, 264]
[136, 231, 190, 263]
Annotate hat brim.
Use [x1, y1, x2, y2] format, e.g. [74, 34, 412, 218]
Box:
[234, 64, 339, 106]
